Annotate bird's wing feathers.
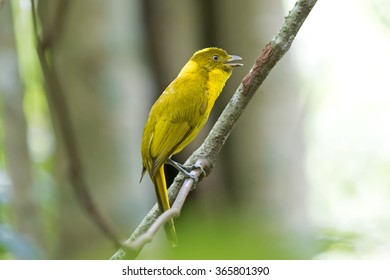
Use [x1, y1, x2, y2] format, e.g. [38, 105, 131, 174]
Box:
[149, 119, 193, 176]
[144, 79, 206, 177]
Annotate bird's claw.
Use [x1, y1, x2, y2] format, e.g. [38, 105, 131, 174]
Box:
[166, 158, 207, 182]
[193, 161, 207, 180]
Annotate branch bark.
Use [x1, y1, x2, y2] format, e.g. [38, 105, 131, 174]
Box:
[111, 0, 318, 260]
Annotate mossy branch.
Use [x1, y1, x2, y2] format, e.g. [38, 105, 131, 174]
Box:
[111, 0, 318, 260]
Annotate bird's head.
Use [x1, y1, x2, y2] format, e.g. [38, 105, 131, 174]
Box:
[190, 47, 243, 73]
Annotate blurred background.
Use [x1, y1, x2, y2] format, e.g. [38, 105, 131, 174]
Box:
[0, 0, 389, 259]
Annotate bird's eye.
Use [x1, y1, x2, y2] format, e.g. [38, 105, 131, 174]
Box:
[212, 55, 219, 61]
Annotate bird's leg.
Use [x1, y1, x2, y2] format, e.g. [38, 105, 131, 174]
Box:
[166, 158, 193, 176]
[165, 158, 206, 180]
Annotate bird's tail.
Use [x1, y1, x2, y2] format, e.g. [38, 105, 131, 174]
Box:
[153, 164, 178, 247]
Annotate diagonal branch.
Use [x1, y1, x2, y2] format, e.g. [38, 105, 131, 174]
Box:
[111, 0, 318, 260]
[116, 166, 202, 259]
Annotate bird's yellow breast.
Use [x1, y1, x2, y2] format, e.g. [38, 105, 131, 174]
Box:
[165, 60, 232, 154]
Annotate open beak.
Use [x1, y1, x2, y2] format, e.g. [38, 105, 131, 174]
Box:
[225, 55, 243, 67]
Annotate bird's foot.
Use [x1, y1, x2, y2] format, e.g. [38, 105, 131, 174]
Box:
[193, 160, 207, 180]
[166, 158, 206, 182]
[166, 158, 196, 180]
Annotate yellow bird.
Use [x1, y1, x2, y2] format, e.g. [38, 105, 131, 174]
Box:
[140, 47, 242, 246]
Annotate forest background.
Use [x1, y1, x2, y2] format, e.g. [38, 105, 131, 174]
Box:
[1, 0, 390, 259]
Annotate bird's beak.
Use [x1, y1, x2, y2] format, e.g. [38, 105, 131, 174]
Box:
[225, 55, 243, 67]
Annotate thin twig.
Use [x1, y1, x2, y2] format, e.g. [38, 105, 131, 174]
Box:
[119, 169, 199, 259]
[30, 0, 122, 248]
[111, 0, 318, 260]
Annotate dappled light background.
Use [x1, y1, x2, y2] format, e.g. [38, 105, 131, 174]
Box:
[287, 0, 390, 259]
[0, 0, 389, 259]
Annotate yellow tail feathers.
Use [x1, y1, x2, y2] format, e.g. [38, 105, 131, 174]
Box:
[153, 165, 178, 247]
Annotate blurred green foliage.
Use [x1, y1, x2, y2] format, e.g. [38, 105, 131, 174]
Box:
[0, 0, 55, 259]
[1, 0, 390, 260]
[0, 225, 44, 259]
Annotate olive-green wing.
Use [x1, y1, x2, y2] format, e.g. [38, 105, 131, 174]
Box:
[149, 119, 193, 176]
[143, 78, 207, 177]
